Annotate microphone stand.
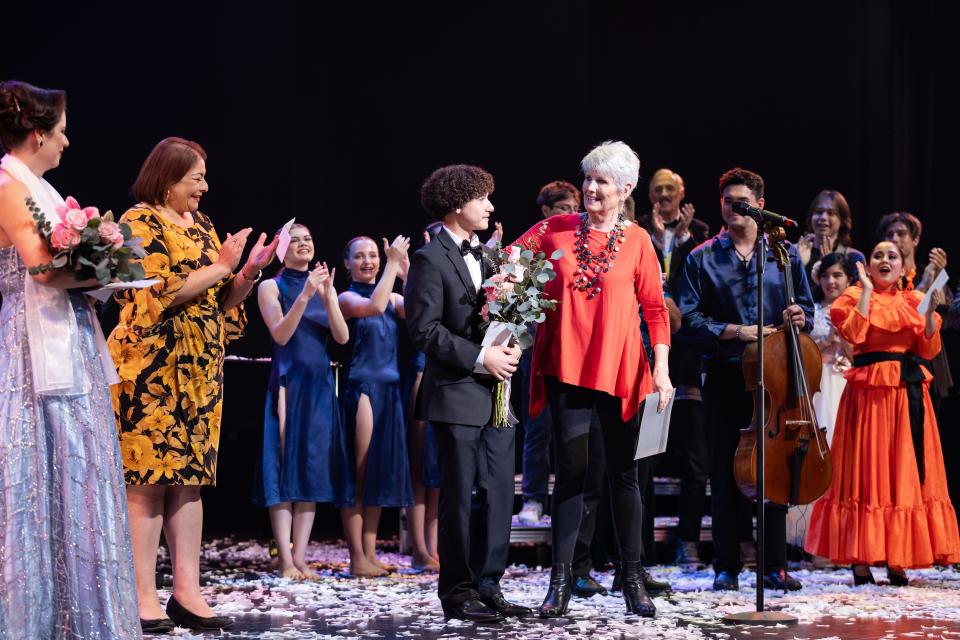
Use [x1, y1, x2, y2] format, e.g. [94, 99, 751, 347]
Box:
[723, 217, 798, 626]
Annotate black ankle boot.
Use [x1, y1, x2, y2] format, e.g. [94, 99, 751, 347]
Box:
[621, 561, 656, 618]
[538, 563, 572, 618]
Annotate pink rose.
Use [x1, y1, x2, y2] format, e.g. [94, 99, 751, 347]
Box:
[98, 220, 124, 247]
[50, 223, 81, 250]
[481, 302, 490, 322]
[508, 245, 521, 263]
[56, 196, 99, 225]
[63, 208, 89, 231]
[484, 286, 499, 302]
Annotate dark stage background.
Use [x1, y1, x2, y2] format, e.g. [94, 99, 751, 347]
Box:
[4, 1, 959, 538]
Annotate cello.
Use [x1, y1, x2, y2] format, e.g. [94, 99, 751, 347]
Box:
[733, 226, 833, 506]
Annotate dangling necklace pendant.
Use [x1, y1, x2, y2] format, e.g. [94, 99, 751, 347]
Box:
[573, 213, 626, 298]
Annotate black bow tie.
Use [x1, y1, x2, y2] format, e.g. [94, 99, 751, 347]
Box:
[662, 218, 681, 229]
[460, 240, 484, 260]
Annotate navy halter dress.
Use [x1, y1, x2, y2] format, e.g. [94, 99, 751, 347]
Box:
[338, 282, 413, 507]
[253, 268, 348, 506]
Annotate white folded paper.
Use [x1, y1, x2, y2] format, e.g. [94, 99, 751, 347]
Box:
[84, 279, 160, 303]
[635, 391, 676, 460]
[276, 217, 297, 263]
[917, 269, 949, 316]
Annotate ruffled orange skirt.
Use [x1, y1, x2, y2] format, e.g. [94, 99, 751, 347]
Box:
[805, 380, 960, 568]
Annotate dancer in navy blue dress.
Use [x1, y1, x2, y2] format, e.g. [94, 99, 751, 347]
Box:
[338, 235, 414, 576]
[255, 223, 349, 579]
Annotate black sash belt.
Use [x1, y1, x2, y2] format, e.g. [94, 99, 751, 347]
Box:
[852, 351, 927, 483]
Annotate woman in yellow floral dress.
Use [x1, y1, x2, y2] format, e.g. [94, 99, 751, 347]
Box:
[109, 137, 277, 633]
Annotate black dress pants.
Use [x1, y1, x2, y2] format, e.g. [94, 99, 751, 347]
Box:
[702, 360, 787, 575]
[546, 377, 643, 565]
[434, 422, 515, 606]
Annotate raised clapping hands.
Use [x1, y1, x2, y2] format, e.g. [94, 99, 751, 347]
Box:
[218, 228, 252, 271]
[675, 202, 696, 238]
[651, 202, 665, 242]
[241, 231, 280, 278]
[921, 248, 948, 289]
[856, 261, 873, 294]
[383, 235, 410, 263]
[301, 262, 336, 300]
[483, 344, 521, 381]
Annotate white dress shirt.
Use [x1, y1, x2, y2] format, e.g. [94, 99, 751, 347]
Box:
[442, 225, 488, 373]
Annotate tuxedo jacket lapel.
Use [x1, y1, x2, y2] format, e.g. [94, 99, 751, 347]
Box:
[437, 231, 477, 304]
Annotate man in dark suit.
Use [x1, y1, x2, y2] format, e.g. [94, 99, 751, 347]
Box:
[405, 164, 530, 623]
[636, 168, 712, 570]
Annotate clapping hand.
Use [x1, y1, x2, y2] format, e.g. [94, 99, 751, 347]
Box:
[218, 228, 253, 271]
[383, 235, 411, 263]
[856, 261, 873, 293]
[921, 248, 948, 289]
[651, 202, 665, 242]
[676, 202, 696, 238]
[302, 262, 335, 300]
[242, 232, 280, 279]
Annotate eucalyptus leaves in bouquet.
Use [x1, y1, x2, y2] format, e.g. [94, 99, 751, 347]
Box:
[479, 243, 562, 426]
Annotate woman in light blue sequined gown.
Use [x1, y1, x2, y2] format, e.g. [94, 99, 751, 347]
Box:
[0, 81, 140, 639]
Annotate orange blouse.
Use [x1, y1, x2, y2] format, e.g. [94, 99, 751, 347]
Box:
[514, 214, 670, 421]
[831, 285, 941, 387]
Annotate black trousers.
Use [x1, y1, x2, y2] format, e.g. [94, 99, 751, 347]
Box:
[434, 422, 515, 606]
[703, 360, 787, 575]
[546, 377, 643, 565]
[665, 398, 710, 542]
[571, 411, 605, 577]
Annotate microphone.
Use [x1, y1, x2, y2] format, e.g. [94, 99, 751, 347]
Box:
[731, 201, 798, 228]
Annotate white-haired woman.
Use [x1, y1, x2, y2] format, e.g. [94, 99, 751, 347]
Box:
[512, 141, 672, 618]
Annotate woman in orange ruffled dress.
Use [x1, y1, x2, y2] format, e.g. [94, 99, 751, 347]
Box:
[805, 240, 960, 586]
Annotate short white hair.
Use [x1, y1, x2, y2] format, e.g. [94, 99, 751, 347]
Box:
[581, 141, 641, 195]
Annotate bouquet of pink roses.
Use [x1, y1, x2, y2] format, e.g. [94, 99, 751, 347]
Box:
[27, 196, 145, 285]
[480, 243, 561, 427]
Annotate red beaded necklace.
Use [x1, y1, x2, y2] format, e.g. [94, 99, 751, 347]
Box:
[573, 213, 627, 299]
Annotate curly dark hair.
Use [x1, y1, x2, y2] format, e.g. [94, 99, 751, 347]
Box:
[420, 164, 494, 220]
[0, 80, 67, 153]
[718, 167, 764, 200]
[536, 180, 581, 209]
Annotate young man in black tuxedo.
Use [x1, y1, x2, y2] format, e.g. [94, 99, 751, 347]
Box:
[405, 165, 530, 623]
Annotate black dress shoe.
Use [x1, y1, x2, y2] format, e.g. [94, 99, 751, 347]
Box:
[442, 598, 505, 623]
[538, 563, 572, 618]
[886, 567, 909, 587]
[572, 575, 608, 597]
[140, 617, 175, 635]
[762, 569, 802, 592]
[712, 571, 740, 591]
[480, 592, 533, 617]
[621, 561, 656, 617]
[166, 595, 235, 630]
[852, 565, 876, 586]
[639, 566, 672, 595]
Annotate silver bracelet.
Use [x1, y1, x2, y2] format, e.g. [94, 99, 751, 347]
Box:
[735, 325, 744, 340]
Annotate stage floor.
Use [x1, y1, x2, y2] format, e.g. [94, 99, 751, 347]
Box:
[164, 539, 960, 639]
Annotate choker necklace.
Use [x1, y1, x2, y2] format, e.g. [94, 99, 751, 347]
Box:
[573, 213, 626, 299]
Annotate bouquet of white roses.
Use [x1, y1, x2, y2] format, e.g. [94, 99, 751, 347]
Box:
[480, 244, 561, 427]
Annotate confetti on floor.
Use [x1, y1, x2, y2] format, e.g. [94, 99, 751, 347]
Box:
[159, 538, 960, 639]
